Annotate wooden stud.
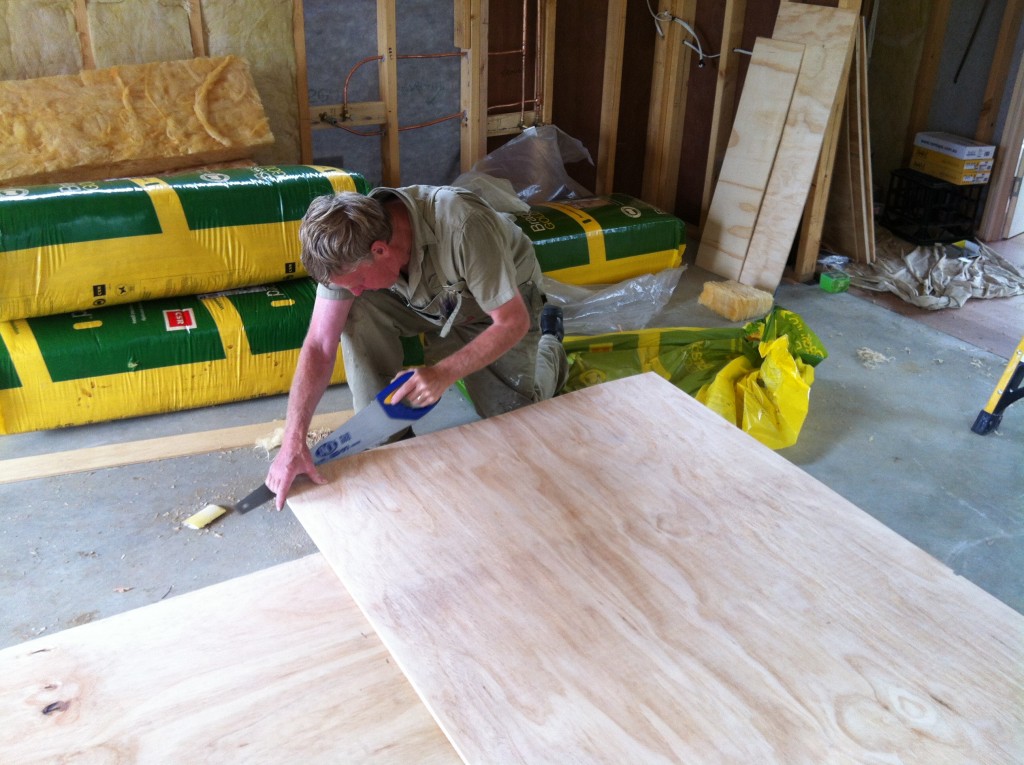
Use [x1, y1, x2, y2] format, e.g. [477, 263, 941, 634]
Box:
[902, 0, 951, 164]
[858, 18, 876, 263]
[458, 0, 488, 173]
[293, 0, 313, 163]
[313, 101, 388, 129]
[699, 0, 747, 232]
[0, 412, 349, 486]
[187, 0, 206, 57]
[978, 51, 1024, 241]
[377, 0, 401, 185]
[489, 109, 538, 135]
[538, 0, 557, 126]
[642, 0, 696, 211]
[975, 0, 1024, 144]
[74, 0, 96, 70]
[595, 0, 627, 195]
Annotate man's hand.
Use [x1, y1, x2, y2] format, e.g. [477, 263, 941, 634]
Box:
[390, 293, 530, 408]
[265, 441, 328, 510]
[390, 365, 457, 409]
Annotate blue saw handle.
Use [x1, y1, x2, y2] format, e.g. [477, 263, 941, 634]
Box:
[376, 370, 440, 419]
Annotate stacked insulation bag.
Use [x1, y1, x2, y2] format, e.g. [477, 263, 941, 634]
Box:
[511, 193, 685, 285]
[562, 308, 828, 449]
[0, 165, 366, 434]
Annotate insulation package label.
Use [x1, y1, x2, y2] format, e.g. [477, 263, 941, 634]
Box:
[0, 165, 367, 321]
[514, 194, 686, 285]
[0, 279, 346, 434]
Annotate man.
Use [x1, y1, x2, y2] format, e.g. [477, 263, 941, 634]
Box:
[265, 185, 568, 509]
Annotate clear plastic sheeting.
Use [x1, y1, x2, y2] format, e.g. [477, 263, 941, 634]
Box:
[452, 124, 594, 208]
[847, 229, 1024, 310]
[541, 267, 685, 335]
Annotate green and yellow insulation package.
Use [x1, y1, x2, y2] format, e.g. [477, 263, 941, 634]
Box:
[0, 279, 346, 435]
[0, 165, 367, 321]
[514, 194, 685, 285]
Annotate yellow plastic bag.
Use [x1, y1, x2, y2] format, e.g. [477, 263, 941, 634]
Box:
[564, 307, 826, 449]
[697, 335, 814, 449]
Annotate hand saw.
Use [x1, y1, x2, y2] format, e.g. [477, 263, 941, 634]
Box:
[234, 371, 439, 514]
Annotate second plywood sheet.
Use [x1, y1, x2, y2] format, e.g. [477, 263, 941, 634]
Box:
[739, 1, 859, 291]
[695, 37, 804, 280]
[289, 373, 1024, 764]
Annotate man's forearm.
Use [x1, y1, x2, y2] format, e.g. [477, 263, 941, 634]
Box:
[434, 316, 527, 384]
[282, 344, 338, 447]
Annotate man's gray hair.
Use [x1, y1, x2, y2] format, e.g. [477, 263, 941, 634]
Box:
[299, 192, 392, 285]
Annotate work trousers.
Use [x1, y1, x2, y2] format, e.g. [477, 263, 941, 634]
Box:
[340, 283, 568, 417]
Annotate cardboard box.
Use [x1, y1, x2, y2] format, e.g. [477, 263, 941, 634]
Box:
[911, 146, 993, 173]
[910, 146, 991, 185]
[913, 131, 995, 160]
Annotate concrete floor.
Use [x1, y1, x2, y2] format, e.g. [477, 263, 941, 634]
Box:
[1, 243, 1022, 651]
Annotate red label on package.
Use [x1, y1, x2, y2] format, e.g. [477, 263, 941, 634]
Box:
[163, 308, 197, 331]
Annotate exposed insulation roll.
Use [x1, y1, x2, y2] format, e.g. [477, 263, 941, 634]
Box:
[0, 55, 274, 187]
[0, 279, 347, 435]
[0, 165, 367, 321]
[513, 194, 686, 285]
[698, 280, 775, 322]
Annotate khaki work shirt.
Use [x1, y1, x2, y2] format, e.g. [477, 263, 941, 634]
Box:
[316, 185, 542, 335]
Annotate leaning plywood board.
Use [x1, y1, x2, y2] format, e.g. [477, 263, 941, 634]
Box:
[823, 19, 873, 266]
[0, 554, 459, 765]
[695, 37, 804, 280]
[738, 2, 858, 291]
[290, 373, 1024, 764]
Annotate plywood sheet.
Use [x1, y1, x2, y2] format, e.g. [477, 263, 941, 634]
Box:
[738, 2, 858, 291]
[290, 373, 1024, 764]
[0, 554, 459, 764]
[695, 37, 803, 280]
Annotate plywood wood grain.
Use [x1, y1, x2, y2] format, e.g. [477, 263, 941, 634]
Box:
[738, 2, 858, 291]
[0, 554, 459, 765]
[695, 37, 803, 280]
[290, 373, 1024, 764]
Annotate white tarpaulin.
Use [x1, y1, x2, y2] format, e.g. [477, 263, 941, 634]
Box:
[847, 229, 1024, 309]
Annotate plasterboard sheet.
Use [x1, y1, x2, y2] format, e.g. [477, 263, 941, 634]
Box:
[289, 373, 1024, 764]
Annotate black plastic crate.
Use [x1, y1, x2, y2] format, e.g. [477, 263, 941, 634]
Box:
[880, 167, 983, 245]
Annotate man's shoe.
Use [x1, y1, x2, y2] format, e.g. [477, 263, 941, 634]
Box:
[540, 304, 564, 341]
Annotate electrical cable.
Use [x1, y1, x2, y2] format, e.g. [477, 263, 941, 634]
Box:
[644, 0, 721, 68]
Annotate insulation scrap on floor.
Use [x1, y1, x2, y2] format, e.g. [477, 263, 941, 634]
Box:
[698, 280, 775, 322]
[514, 194, 686, 285]
[0, 279, 345, 435]
[562, 308, 827, 449]
[847, 229, 1024, 309]
[0, 165, 367, 321]
[0, 55, 273, 187]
